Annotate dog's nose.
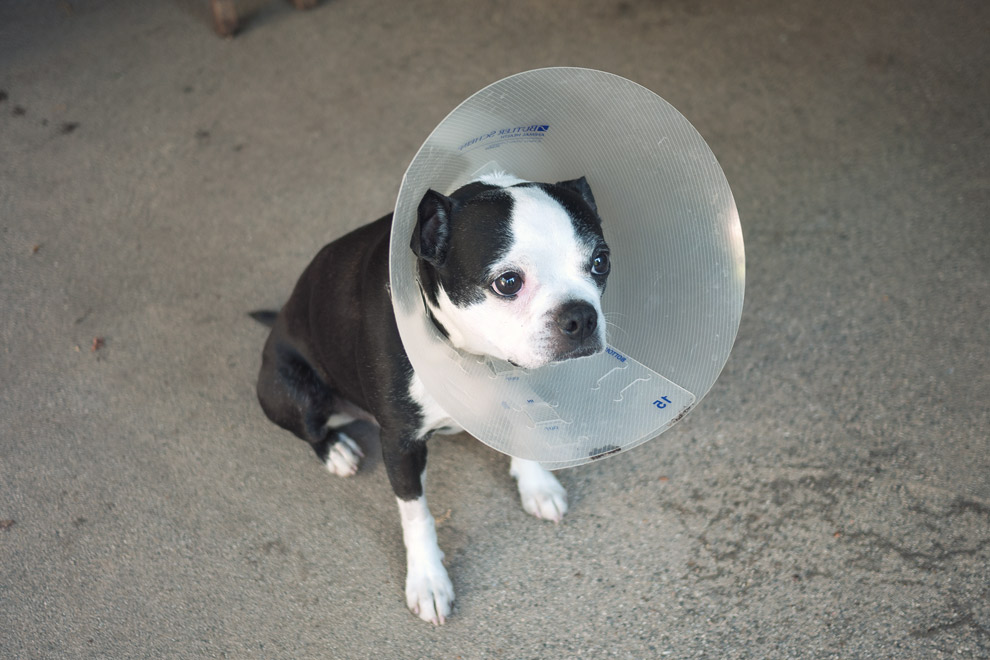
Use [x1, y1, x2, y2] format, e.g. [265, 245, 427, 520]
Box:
[555, 301, 598, 341]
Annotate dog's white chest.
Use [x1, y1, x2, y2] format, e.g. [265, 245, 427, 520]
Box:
[408, 372, 463, 437]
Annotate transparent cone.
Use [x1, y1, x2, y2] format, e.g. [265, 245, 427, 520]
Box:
[390, 68, 745, 468]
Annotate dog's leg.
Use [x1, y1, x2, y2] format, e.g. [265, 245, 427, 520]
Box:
[384, 439, 453, 624]
[510, 457, 568, 523]
[257, 345, 363, 476]
[312, 429, 364, 478]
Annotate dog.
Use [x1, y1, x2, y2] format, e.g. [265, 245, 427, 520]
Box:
[253, 171, 611, 624]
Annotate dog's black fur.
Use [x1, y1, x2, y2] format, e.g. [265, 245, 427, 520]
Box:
[255, 177, 604, 502]
[253, 176, 607, 623]
[254, 211, 435, 498]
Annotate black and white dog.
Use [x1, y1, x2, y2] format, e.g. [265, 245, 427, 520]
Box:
[254, 171, 611, 624]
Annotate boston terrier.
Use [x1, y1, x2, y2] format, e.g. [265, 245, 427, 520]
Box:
[254, 171, 610, 624]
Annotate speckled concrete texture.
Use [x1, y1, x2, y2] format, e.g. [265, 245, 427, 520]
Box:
[1, 1, 987, 657]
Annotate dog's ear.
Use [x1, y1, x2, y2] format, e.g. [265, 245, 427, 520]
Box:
[412, 189, 455, 266]
[555, 176, 599, 217]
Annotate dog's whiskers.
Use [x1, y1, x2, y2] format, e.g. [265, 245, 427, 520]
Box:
[603, 313, 629, 343]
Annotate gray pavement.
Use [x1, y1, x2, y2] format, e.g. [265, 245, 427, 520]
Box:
[1, 0, 988, 657]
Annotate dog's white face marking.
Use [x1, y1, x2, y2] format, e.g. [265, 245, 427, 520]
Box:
[429, 182, 608, 369]
[477, 170, 526, 187]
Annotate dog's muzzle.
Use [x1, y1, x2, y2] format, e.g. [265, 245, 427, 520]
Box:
[551, 300, 603, 360]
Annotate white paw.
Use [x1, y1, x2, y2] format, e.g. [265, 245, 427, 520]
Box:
[511, 458, 568, 523]
[325, 434, 363, 477]
[405, 556, 454, 625]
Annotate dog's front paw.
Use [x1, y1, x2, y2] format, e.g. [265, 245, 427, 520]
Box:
[518, 478, 568, 523]
[511, 458, 568, 523]
[405, 557, 454, 625]
[324, 433, 364, 477]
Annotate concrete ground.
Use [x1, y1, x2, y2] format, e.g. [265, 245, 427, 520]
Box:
[1, 0, 987, 657]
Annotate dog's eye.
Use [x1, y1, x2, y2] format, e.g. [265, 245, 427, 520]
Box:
[591, 251, 611, 276]
[492, 272, 523, 297]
